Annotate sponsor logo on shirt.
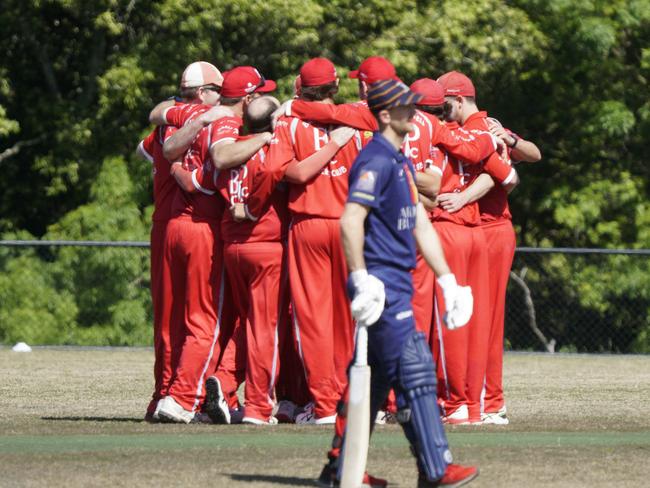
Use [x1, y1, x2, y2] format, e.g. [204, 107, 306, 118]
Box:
[356, 170, 377, 192]
[397, 205, 416, 230]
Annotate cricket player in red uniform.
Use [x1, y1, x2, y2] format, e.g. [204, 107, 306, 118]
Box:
[137, 61, 225, 421]
[436, 71, 519, 424]
[170, 95, 289, 425]
[252, 58, 366, 424]
[216, 96, 290, 425]
[442, 115, 540, 425]
[156, 67, 274, 423]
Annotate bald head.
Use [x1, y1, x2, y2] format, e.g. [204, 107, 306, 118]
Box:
[245, 96, 280, 133]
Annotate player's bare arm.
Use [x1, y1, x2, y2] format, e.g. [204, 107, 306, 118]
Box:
[510, 137, 541, 163]
[415, 168, 441, 200]
[211, 132, 272, 170]
[340, 202, 370, 273]
[284, 126, 355, 183]
[413, 202, 451, 277]
[135, 142, 151, 162]
[169, 162, 194, 193]
[488, 121, 542, 163]
[149, 99, 175, 125]
[419, 193, 437, 212]
[437, 173, 495, 213]
[163, 106, 234, 161]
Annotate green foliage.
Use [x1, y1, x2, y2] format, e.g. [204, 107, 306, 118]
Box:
[0, 253, 78, 344]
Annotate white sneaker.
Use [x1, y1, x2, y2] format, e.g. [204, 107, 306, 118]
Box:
[442, 404, 469, 425]
[152, 397, 165, 421]
[375, 410, 396, 425]
[314, 414, 336, 425]
[274, 400, 298, 423]
[242, 416, 279, 425]
[158, 396, 195, 424]
[481, 412, 509, 425]
[375, 410, 387, 425]
[481, 406, 509, 425]
[295, 402, 315, 424]
[204, 376, 231, 424]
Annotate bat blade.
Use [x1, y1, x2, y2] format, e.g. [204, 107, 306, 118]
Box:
[340, 327, 371, 488]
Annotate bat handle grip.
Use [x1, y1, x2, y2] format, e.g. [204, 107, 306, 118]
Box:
[355, 324, 368, 367]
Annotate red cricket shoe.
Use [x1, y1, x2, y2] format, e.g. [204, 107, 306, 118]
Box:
[418, 464, 479, 487]
[360, 472, 389, 488]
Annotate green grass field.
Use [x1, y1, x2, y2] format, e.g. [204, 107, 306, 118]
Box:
[1, 348, 649, 487]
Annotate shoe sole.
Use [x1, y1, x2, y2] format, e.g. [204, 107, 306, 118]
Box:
[204, 377, 230, 424]
[158, 410, 191, 424]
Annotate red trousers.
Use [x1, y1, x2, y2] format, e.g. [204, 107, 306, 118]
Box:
[276, 306, 311, 406]
[215, 318, 246, 410]
[412, 252, 435, 340]
[289, 216, 354, 419]
[432, 222, 490, 420]
[222, 241, 288, 420]
[148, 220, 173, 414]
[481, 219, 516, 413]
[164, 216, 224, 412]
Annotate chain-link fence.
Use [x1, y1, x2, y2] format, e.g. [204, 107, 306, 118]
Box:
[1, 241, 649, 353]
[507, 248, 650, 354]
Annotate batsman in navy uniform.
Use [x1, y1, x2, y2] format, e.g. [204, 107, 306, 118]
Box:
[318, 80, 478, 488]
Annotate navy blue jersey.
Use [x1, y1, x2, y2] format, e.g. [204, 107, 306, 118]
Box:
[347, 131, 419, 274]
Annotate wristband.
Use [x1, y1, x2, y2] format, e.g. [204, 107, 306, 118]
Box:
[437, 273, 458, 292]
[510, 135, 519, 149]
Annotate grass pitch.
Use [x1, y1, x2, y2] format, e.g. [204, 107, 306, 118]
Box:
[1, 349, 649, 487]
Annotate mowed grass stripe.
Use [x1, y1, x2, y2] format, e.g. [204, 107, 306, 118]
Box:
[1, 431, 648, 454]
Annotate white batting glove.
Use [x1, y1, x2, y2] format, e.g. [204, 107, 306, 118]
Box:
[438, 274, 474, 330]
[350, 270, 386, 326]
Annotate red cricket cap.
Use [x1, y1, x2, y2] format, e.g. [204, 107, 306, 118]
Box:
[300, 58, 338, 87]
[180, 61, 223, 88]
[348, 56, 398, 84]
[410, 78, 445, 106]
[437, 71, 475, 97]
[220, 66, 277, 98]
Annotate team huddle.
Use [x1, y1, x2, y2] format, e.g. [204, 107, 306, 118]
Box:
[137, 55, 541, 487]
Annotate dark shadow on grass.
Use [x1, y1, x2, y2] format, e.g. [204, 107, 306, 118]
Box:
[41, 416, 145, 423]
[229, 473, 319, 486]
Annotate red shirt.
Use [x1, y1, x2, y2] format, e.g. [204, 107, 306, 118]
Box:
[268, 113, 366, 218]
[431, 148, 480, 226]
[403, 109, 438, 173]
[217, 141, 289, 243]
[169, 106, 225, 222]
[461, 112, 516, 221]
[139, 124, 178, 222]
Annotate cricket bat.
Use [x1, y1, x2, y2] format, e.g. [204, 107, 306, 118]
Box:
[340, 324, 371, 488]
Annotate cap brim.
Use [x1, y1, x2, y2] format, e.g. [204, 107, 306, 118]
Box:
[256, 80, 277, 93]
[348, 70, 360, 79]
[416, 96, 445, 106]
